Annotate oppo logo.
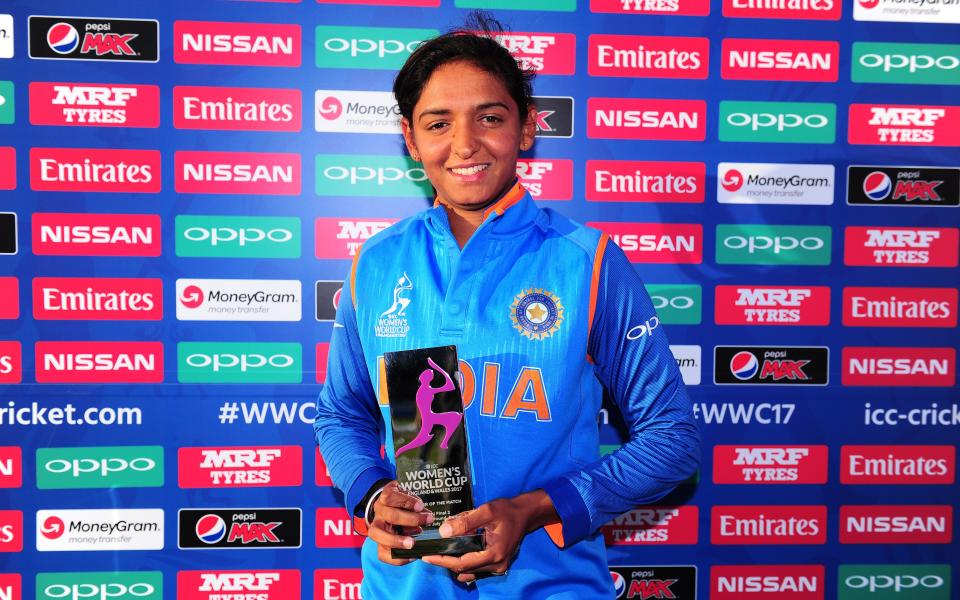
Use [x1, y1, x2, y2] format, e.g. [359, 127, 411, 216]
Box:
[322, 165, 427, 185]
[651, 295, 695, 310]
[44, 457, 156, 477]
[724, 235, 825, 254]
[859, 52, 959, 73]
[323, 37, 422, 58]
[626, 316, 660, 340]
[183, 227, 293, 246]
[726, 112, 830, 131]
[186, 352, 295, 372]
[44, 582, 156, 599]
[844, 574, 945, 592]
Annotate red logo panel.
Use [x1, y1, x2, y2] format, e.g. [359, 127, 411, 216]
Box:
[0, 342, 21, 384]
[588, 35, 709, 79]
[29, 83, 160, 128]
[174, 86, 302, 132]
[315, 449, 333, 487]
[590, 0, 710, 15]
[33, 277, 163, 320]
[174, 21, 301, 67]
[843, 287, 957, 327]
[849, 104, 960, 147]
[32, 213, 161, 257]
[842, 346, 955, 387]
[314, 569, 364, 600]
[586, 161, 705, 203]
[0, 148, 14, 191]
[588, 98, 707, 140]
[316, 343, 329, 384]
[844, 226, 959, 267]
[517, 159, 573, 201]
[29, 148, 161, 193]
[0, 448, 22, 488]
[711, 505, 826, 545]
[35, 341, 164, 384]
[314, 218, 398, 259]
[0, 279, 18, 319]
[179, 446, 303, 488]
[723, 0, 841, 18]
[721, 39, 838, 82]
[0, 511, 22, 552]
[715, 286, 831, 326]
[497, 33, 575, 75]
[712, 565, 825, 599]
[713, 446, 828, 484]
[602, 506, 699, 545]
[0, 574, 20, 600]
[175, 151, 301, 195]
[315, 507, 364, 548]
[841, 445, 955, 485]
[177, 570, 300, 600]
[588, 222, 703, 263]
[840, 505, 953, 544]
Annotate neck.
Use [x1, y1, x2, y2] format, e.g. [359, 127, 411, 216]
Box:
[444, 205, 484, 248]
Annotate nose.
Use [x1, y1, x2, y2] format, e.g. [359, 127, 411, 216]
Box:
[452, 121, 479, 160]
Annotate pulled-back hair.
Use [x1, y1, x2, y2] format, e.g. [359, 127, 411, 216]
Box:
[393, 12, 535, 123]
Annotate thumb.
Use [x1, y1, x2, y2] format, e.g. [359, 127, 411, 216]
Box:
[439, 509, 483, 538]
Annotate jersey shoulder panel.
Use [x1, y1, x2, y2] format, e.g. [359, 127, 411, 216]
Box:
[540, 208, 604, 261]
[356, 211, 429, 260]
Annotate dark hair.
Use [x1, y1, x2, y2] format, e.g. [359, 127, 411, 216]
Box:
[393, 12, 535, 123]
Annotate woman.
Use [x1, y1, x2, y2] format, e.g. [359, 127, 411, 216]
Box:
[314, 14, 700, 599]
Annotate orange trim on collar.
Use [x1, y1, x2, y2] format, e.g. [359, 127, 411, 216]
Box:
[482, 180, 527, 220]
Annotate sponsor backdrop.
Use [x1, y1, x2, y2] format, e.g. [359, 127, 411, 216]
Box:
[0, 0, 957, 598]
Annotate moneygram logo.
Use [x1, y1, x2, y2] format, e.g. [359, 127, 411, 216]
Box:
[588, 34, 709, 79]
[715, 346, 829, 385]
[588, 98, 706, 140]
[37, 572, 162, 600]
[646, 284, 702, 324]
[315, 154, 431, 197]
[0, 341, 21, 384]
[174, 86, 301, 131]
[712, 505, 826, 545]
[314, 90, 400, 134]
[33, 277, 163, 321]
[842, 347, 955, 387]
[174, 21, 301, 66]
[841, 445, 955, 485]
[671, 345, 701, 386]
[609, 566, 697, 600]
[316, 26, 438, 69]
[849, 104, 960, 146]
[587, 161, 705, 203]
[30, 147, 161, 193]
[177, 342, 302, 384]
[840, 505, 953, 544]
[723, 0, 841, 19]
[715, 286, 831, 325]
[175, 151, 301, 195]
[175, 215, 301, 259]
[179, 446, 302, 488]
[517, 159, 573, 200]
[0, 81, 13, 124]
[716, 224, 831, 265]
[29, 82, 159, 127]
[176, 279, 302, 322]
[719, 101, 836, 143]
[178, 570, 300, 600]
[35, 341, 164, 384]
[36, 446, 163, 489]
[314, 570, 363, 600]
[178, 508, 302, 549]
[712, 565, 825, 598]
[0, 278, 17, 319]
[0, 14, 11, 59]
[314, 218, 397, 259]
[0, 447, 21, 487]
[713, 445, 828, 484]
[852, 42, 960, 85]
[847, 166, 959, 206]
[0, 147, 13, 190]
[28, 16, 159, 62]
[36, 508, 165, 551]
[315, 508, 364, 548]
[838, 564, 951, 600]
[496, 32, 576, 75]
[853, 0, 960, 23]
[591, 0, 710, 15]
[722, 38, 839, 81]
[0, 510, 21, 551]
[842, 287, 957, 328]
[602, 506, 699, 545]
[588, 222, 703, 264]
[844, 226, 959, 267]
[718, 163, 834, 205]
[32, 213, 161, 257]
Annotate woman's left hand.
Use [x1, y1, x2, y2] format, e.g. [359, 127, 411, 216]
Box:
[421, 489, 558, 584]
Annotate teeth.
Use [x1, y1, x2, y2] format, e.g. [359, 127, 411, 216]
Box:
[451, 165, 487, 175]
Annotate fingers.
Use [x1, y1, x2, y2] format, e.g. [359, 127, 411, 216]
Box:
[375, 482, 434, 528]
[376, 541, 415, 567]
[439, 505, 489, 538]
[367, 517, 416, 551]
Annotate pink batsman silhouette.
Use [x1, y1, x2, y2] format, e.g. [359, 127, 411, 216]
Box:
[395, 357, 463, 457]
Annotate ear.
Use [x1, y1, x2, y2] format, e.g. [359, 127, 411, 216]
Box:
[520, 105, 538, 151]
[401, 117, 420, 161]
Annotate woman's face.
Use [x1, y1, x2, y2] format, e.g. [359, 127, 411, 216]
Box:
[401, 60, 537, 212]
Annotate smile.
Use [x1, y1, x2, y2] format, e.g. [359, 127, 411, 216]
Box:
[449, 164, 488, 176]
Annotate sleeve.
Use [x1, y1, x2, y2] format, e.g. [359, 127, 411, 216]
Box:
[541, 238, 701, 547]
[313, 262, 395, 531]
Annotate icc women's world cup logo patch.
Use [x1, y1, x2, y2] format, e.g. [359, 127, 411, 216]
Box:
[511, 288, 564, 340]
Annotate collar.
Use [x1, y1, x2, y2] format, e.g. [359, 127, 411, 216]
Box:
[427, 179, 540, 236]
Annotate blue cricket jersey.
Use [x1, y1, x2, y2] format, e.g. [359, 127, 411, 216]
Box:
[314, 181, 700, 599]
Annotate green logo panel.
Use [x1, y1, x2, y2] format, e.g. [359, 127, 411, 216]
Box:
[316, 154, 433, 198]
[645, 284, 702, 325]
[716, 224, 832, 265]
[719, 101, 836, 144]
[37, 446, 164, 489]
[838, 565, 951, 600]
[454, 0, 576, 11]
[316, 26, 439, 70]
[175, 215, 301, 259]
[178, 342, 302, 383]
[852, 42, 960, 85]
[0, 81, 13, 125]
[37, 572, 163, 600]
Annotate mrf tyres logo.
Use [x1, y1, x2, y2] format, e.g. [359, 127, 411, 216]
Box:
[609, 566, 697, 599]
[852, 42, 960, 86]
[178, 446, 303, 488]
[177, 342, 302, 384]
[315, 25, 438, 70]
[843, 226, 959, 267]
[29, 82, 160, 127]
[718, 163, 834, 205]
[713, 445, 829, 484]
[602, 506, 700, 545]
[36, 571, 163, 600]
[496, 32, 576, 75]
[716, 224, 831, 266]
[715, 286, 831, 325]
[849, 104, 960, 146]
[719, 101, 836, 144]
[177, 570, 300, 600]
[838, 564, 951, 600]
[178, 508, 301, 549]
[847, 166, 959, 207]
[314, 218, 398, 259]
[36, 445, 163, 489]
[36, 508, 164, 551]
[517, 158, 573, 200]
[29, 16, 159, 62]
[715, 346, 829, 385]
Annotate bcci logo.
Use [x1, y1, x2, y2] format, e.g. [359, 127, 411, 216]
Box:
[510, 288, 563, 340]
[376, 272, 412, 338]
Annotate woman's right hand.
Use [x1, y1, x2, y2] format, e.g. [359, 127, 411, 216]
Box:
[368, 480, 434, 566]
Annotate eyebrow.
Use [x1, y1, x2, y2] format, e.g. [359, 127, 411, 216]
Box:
[417, 101, 511, 122]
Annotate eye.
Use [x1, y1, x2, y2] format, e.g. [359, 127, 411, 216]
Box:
[480, 114, 504, 125]
[425, 121, 448, 132]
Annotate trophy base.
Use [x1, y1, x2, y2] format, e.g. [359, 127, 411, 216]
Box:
[391, 528, 485, 559]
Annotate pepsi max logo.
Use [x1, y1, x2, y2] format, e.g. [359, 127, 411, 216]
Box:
[848, 166, 959, 207]
[611, 571, 626, 597]
[178, 508, 301, 549]
[608, 566, 697, 599]
[29, 16, 159, 62]
[715, 346, 829, 385]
